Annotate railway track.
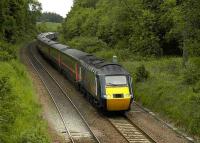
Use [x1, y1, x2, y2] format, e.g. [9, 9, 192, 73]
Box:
[28, 42, 158, 143]
[107, 115, 156, 143]
[28, 43, 100, 143]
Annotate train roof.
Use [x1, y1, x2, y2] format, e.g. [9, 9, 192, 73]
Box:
[80, 55, 129, 75]
[52, 43, 69, 51]
[37, 32, 130, 75]
[62, 49, 90, 60]
[100, 64, 129, 75]
[38, 37, 58, 46]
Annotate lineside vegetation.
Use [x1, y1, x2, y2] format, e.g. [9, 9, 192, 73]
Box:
[0, 0, 51, 142]
[0, 59, 50, 143]
[60, 0, 200, 138]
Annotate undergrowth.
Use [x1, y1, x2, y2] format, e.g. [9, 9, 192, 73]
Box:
[0, 39, 50, 143]
[122, 57, 200, 137]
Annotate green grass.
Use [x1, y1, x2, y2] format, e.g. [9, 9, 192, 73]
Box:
[122, 57, 200, 137]
[37, 22, 61, 32]
[0, 60, 50, 143]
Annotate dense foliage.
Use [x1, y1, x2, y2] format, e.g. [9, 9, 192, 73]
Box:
[123, 58, 200, 137]
[0, 0, 41, 43]
[37, 12, 63, 23]
[0, 61, 50, 143]
[0, 41, 17, 61]
[0, 1, 50, 142]
[61, 0, 200, 57]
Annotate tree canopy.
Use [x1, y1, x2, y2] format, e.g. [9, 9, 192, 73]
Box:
[0, 0, 41, 43]
[61, 0, 200, 57]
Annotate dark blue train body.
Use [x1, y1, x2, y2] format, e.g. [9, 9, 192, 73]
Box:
[37, 32, 134, 111]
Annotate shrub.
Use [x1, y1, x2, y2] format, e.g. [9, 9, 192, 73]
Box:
[135, 65, 149, 82]
[183, 62, 200, 85]
[67, 36, 108, 53]
[20, 129, 50, 143]
[0, 62, 50, 143]
[0, 75, 19, 143]
[95, 50, 115, 60]
[188, 94, 200, 134]
[37, 22, 48, 33]
[0, 41, 16, 61]
[193, 81, 200, 93]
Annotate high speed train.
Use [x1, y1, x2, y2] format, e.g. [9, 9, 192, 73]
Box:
[37, 32, 134, 111]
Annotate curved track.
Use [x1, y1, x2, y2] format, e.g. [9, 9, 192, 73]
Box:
[28, 43, 100, 143]
[24, 41, 196, 143]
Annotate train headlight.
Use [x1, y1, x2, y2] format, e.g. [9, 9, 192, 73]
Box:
[103, 94, 112, 99]
[124, 94, 130, 98]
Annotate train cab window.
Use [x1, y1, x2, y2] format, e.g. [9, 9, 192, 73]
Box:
[105, 76, 127, 86]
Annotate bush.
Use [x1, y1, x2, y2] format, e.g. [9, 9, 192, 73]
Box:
[67, 36, 108, 53]
[0, 41, 17, 61]
[37, 22, 48, 33]
[20, 129, 49, 143]
[135, 65, 149, 82]
[193, 81, 200, 93]
[183, 62, 200, 85]
[188, 94, 200, 134]
[95, 50, 115, 60]
[0, 61, 50, 143]
[0, 75, 19, 143]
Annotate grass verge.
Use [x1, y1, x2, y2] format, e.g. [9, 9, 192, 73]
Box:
[0, 41, 50, 142]
[122, 57, 200, 138]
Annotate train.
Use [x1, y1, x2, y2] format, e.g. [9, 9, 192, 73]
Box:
[36, 32, 134, 111]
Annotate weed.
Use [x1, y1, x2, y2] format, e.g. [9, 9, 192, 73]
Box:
[0, 61, 50, 143]
[135, 65, 149, 82]
[121, 57, 200, 137]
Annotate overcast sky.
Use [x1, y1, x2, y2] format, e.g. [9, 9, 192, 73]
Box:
[38, 0, 74, 17]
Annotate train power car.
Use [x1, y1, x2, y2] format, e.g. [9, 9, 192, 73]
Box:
[36, 32, 134, 111]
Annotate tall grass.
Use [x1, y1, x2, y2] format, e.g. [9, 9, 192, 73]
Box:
[0, 60, 50, 143]
[122, 57, 200, 137]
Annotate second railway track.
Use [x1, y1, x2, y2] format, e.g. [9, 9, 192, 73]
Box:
[28, 43, 100, 143]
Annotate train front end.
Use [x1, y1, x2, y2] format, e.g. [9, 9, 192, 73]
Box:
[104, 75, 133, 111]
[98, 67, 133, 111]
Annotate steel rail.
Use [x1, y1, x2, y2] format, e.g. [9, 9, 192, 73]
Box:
[29, 44, 100, 143]
[124, 114, 157, 143]
[106, 115, 156, 143]
[28, 53, 74, 142]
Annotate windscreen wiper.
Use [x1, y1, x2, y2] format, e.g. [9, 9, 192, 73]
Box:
[107, 83, 118, 86]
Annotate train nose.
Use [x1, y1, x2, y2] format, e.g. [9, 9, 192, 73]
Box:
[106, 98, 131, 111]
[105, 86, 131, 111]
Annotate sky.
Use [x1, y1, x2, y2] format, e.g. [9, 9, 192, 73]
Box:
[38, 0, 74, 17]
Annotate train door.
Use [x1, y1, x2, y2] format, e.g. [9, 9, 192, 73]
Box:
[79, 67, 82, 81]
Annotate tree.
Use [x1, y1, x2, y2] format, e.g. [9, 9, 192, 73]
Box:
[0, 0, 41, 42]
[61, 0, 200, 57]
